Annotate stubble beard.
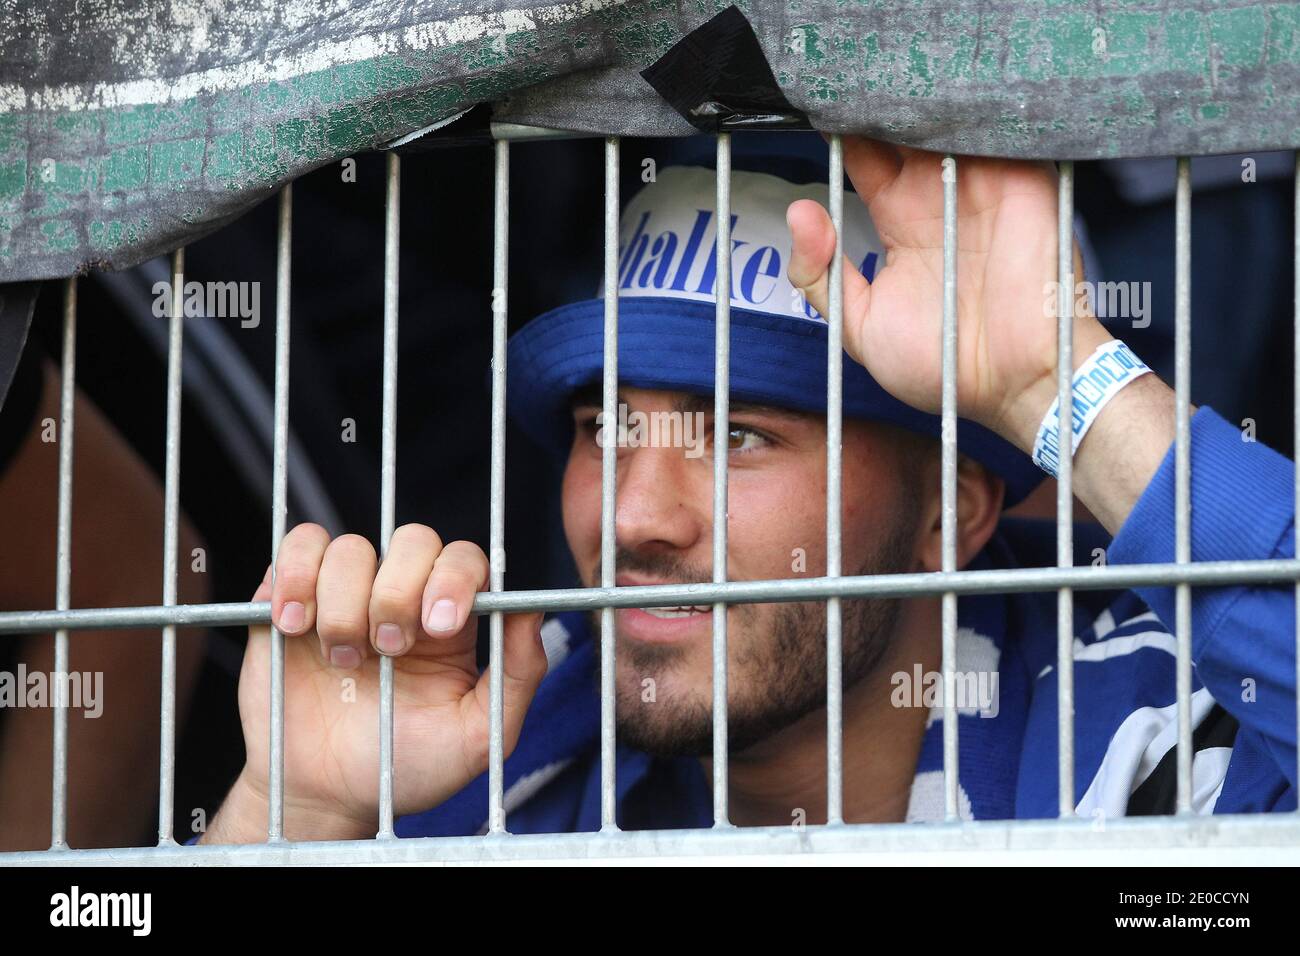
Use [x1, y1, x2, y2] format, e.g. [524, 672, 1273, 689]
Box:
[591, 496, 920, 758]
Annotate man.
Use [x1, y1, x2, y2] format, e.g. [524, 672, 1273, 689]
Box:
[201, 135, 1296, 842]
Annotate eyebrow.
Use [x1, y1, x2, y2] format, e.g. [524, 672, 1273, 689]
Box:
[673, 393, 806, 421]
[569, 385, 808, 423]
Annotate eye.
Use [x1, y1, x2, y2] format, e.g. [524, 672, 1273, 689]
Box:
[572, 410, 600, 442]
[725, 425, 769, 453]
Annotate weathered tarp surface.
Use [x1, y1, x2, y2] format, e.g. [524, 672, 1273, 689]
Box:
[2, 0, 1298, 282]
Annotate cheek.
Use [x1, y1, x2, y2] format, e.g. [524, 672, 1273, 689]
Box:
[729, 472, 828, 577]
[561, 453, 601, 575]
[839, 456, 916, 568]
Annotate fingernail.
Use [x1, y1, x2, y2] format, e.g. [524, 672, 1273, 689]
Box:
[279, 601, 305, 633]
[426, 599, 458, 633]
[376, 623, 405, 655]
[330, 645, 361, 670]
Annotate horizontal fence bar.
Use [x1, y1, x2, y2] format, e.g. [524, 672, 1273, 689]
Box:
[488, 122, 589, 142]
[2, 813, 1298, 866]
[5, 558, 1300, 635]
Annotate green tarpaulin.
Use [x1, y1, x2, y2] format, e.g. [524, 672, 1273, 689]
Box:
[2, 0, 1298, 281]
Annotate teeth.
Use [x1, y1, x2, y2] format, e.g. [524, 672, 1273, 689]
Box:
[643, 606, 709, 619]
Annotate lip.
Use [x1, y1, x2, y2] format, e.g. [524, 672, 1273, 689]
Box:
[615, 606, 713, 643]
[613, 575, 713, 644]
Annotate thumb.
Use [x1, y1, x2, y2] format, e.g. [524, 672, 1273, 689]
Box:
[252, 561, 273, 602]
[472, 611, 548, 756]
[248, 563, 274, 648]
[786, 199, 872, 331]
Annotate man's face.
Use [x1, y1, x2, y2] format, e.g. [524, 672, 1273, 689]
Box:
[562, 386, 928, 757]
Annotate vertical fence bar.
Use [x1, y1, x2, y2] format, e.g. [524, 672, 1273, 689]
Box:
[50, 277, 76, 850]
[600, 136, 619, 830]
[377, 153, 400, 839]
[1173, 156, 1193, 815]
[267, 184, 292, 841]
[487, 138, 509, 834]
[1055, 162, 1076, 818]
[157, 248, 185, 845]
[1293, 149, 1299, 814]
[712, 133, 732, 827]
[825, 136, 845, 825]
[940, 155, 960, 821]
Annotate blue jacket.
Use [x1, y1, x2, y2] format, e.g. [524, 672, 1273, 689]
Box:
[396, 406, 1297, 834]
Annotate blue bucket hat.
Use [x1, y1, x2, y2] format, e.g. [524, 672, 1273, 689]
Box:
[506, 134, 1044, 507]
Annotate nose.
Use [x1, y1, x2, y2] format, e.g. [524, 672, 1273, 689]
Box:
[614, 444, 704, 554]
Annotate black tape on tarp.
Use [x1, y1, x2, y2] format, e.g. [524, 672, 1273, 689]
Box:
[0, 283, 39, 408]
[640, 5, 810, 133]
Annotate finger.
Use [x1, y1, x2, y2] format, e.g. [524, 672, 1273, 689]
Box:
[270, 523, 331, 636]
[786, 198, 836, 315]
[369, 523, 443, 657]
[786, 199, 873, 329]
[315, 534, 378, 669]
[252, 561, 272, 602]
[421, 540, 490, 639]
[472, 611, 547, 755]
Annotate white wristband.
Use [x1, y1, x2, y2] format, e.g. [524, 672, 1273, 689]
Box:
[1031, 339, 1151, 477]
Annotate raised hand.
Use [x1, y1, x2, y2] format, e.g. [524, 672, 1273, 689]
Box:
[786, 136, 1112, 453]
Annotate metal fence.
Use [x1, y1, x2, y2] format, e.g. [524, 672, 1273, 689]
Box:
[2, 128, 1299, 864]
